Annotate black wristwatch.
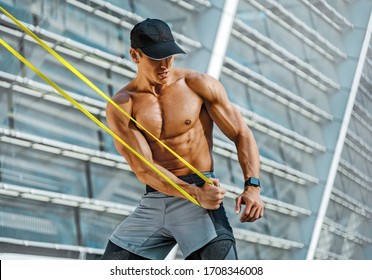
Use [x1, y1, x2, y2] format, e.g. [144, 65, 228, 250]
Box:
[244, 177, 261, 189]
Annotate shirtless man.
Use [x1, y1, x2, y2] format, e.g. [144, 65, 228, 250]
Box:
[101, 18, 264, 260]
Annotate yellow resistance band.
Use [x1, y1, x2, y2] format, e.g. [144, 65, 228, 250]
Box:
[0, 37, 200, 206]
[0, 6, 214, 187]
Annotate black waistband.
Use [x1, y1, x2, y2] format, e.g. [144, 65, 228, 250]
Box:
[145, 171, 214, 193]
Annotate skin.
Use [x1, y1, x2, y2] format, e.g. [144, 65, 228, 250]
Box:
[106, 48, 264, 222]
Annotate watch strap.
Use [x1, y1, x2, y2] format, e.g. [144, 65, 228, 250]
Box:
[244, 177, 260, 188]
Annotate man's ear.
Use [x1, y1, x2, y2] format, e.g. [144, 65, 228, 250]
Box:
[130, 49, 139, 63]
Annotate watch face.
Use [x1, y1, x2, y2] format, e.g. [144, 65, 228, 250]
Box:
[250, 177, 260, 185]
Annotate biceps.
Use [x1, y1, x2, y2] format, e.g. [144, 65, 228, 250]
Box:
[106, 119, 152, 174]
[209, 103, 247, 140]
[107, 108, 152, 159]
[114, 126, 153, 164]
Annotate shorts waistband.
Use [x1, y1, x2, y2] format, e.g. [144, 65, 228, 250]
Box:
[146, 171, 215, 193]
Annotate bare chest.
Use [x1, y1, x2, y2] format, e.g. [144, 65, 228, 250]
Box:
[132, 88, 203, 139]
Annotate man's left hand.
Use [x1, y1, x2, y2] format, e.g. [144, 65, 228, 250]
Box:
[235, 188, 264, 223]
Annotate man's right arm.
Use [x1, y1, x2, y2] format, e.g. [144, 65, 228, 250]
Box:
[105, 91, 224, 209]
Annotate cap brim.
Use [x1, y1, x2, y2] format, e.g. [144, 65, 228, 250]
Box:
[140, 41, 186, 60]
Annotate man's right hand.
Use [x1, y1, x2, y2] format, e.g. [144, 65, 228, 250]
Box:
[194, 178, 226, 210]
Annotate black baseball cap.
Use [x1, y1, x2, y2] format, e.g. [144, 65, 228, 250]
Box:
[130, 18, 186, 60]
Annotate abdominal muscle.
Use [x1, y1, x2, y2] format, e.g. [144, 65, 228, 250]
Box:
[147, 122, 214, 176]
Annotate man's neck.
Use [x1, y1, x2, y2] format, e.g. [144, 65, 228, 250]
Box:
[134, 71, 175, 95]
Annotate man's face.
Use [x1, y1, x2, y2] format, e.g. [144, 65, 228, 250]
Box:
[134, 49, 175, 84]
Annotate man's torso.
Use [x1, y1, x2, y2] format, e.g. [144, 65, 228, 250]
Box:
[129, 70, 214, 176]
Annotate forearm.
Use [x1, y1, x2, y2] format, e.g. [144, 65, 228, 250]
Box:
[135, 162, 225, 210]
[235, 129, 260, 182]
[234, 129, 264, 222]
[132, 160, 198, 199]
[113, 140, 197, 200]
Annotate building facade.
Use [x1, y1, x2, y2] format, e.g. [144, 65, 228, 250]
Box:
[0, 0, 371, 259]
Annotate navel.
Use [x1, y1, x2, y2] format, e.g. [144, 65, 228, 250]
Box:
[184, 119, 191, 125]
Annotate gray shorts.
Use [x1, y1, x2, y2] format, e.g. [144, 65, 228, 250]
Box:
[109, 172, 235, 259]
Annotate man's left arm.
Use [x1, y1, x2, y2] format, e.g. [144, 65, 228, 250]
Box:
[187, 73, 264, 223]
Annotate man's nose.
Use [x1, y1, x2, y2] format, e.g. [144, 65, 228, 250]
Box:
[160, 57, 170, 68]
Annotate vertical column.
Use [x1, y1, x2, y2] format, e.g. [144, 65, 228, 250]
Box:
[207, 0, 239, 79]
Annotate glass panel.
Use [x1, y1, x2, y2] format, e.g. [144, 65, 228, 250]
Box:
[90, 163, 143, 206]
[110, 72, 133, 97]
[236, 240, 292, 260]
[266, 16, 307, 61]
[0, 33, 22, 75]
[22, 44, 110, 101]
[12, 92, 100, 149]
[63, 5, 129, 57]
[288, 109, 324, 144]
[0, 90, 9, 128]
[326, 200, 353, 228]
[220, 73, 250, 108]
[79, 209, 125, 249]
[249, 86, 292, 129]
[213, 153, 235, 186]
[1, 143, 88, 196]
[236, 1, 269, 37]
[0, 195, 78, 245]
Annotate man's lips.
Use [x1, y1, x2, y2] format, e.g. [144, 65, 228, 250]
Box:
[159, 71, 169, 79]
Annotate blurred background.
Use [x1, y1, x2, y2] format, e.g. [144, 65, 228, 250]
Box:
[0, 0, 371, 260]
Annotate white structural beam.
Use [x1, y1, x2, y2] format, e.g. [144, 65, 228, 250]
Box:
[207, 0, 239, 79]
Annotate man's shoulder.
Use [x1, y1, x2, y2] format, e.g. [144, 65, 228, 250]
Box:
[106, 86, 133, 115]
[112, 86, 133, 104]
[174, 68, 214, 88]
[177, 68, 208, 80]
[176, 69, 225, 103]
[177, 69, 218, 92]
